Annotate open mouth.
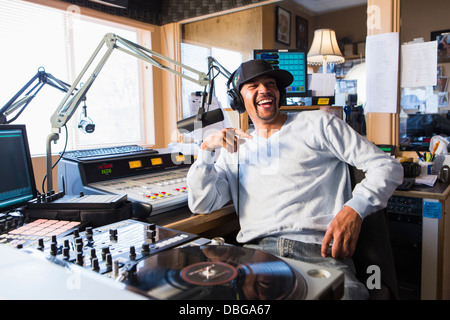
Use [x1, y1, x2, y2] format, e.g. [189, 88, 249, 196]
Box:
[256, 98, 275, 109]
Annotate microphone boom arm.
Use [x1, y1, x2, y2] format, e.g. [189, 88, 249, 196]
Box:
[0, 67, 72, 124]
[45, 33, 209, 193]
[50, 33, 209, 132]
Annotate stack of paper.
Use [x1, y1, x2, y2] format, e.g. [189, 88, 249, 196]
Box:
[415, 175, 437, 187]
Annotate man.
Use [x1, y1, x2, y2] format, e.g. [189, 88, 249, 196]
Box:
[187, 59, 403, 299]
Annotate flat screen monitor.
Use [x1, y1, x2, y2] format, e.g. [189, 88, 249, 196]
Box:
[253, 49, 308, 98]
[0, 124, 37, 213]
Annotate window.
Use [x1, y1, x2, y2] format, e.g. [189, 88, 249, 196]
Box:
[0, 0, 154, 156]
[180, 43, 242, 119]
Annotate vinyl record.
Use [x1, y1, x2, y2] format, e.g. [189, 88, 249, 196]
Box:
[122, 245, 307, 300]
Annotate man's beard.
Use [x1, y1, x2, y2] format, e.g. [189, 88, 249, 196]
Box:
[255, 107, 278, 120]
[254, 94, 278, 121]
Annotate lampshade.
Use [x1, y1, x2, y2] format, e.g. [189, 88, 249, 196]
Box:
[307, 29, 345, 66]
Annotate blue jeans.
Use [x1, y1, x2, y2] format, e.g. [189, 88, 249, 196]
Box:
[244, 237, 369, 300]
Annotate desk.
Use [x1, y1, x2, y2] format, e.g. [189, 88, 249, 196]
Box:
[392, 181, 450, 299]
[148, 203, 239, 241]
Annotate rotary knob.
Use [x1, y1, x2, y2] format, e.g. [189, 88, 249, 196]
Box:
[37, 238, 45, 251]
[76, 252, 84, 266]
[50, 242, 58, 256]
[105, 253, 112, 267]
[101, 246, 110, 260]
[141, 243, 150, 255]
[109, 229, 118, 241]
[90, 248, 97, 261]
[85, 227, 93, 239]
[62, 246, 70, 260]
[129, 246, 136, 260]
[91, 258, 100, 272]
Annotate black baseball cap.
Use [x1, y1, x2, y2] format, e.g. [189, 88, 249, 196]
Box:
[229, 59, 294, 90]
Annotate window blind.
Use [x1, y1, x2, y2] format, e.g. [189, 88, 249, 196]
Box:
[0, 0, 153, 155]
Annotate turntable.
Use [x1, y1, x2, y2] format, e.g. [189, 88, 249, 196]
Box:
[120, 245, 344, 300]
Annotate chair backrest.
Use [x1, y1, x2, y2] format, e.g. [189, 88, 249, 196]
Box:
[349, 165, 399, 300]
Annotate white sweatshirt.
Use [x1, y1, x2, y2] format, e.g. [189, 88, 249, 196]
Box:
[187, 111, 403, 244]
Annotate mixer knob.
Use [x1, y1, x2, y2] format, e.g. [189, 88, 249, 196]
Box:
[76, 252, 84, 266]
[141, 243, 150, 254]
[85, 227, 93, 239]
[146, 229, 156, 239]
[91, 258, 99, 272]
[37, 238, 45, 251]
[112, 260, 119, 277]
[101, 246, 110, 260]
[109, 229, 118, 241]
[129, 246, 136, 260]
[50, 242, 58, 256]
[90, 248, 97, 260]
[63, 247, 70, 260]
[105, 253, 112, 267]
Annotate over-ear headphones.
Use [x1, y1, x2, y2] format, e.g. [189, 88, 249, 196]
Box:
[227, 70, 246, 114]
[226, 70, 287, 114]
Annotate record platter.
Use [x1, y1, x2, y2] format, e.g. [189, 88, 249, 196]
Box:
[120, 245, 344, 300]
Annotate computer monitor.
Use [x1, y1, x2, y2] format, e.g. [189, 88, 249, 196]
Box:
[0, 124, 37, 213]
[253, 49, 308, 98]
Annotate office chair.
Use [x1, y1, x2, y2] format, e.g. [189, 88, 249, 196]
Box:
[349, 166, 399, 300]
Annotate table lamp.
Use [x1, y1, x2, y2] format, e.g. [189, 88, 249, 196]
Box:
[307, 29, 345, 73]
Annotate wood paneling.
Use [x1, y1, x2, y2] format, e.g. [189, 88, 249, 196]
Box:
[182, 7, 263, 58]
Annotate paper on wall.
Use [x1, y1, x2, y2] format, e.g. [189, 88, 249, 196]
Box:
[401, 40, 437, 88]
[365, 32, 399, 113]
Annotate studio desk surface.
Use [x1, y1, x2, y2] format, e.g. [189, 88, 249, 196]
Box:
[394, 180, 450, 201]
[152, 203, 239, 241]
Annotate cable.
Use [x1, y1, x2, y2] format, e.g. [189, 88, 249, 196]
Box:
[237, 119, 242, 218]
[41, 124, 68, 194]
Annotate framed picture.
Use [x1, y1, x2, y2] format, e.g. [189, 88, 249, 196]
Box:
[436, 76, 448, 92]
[276, 6, 291, 46]
[438, 92, 448, 108]
[295, 16, 308, 50]
[431, 29, 450, 63]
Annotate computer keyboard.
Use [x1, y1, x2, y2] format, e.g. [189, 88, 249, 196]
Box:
[61, 145, 158, 161]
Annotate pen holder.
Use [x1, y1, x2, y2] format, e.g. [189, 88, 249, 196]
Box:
[419, 161, 435, 176]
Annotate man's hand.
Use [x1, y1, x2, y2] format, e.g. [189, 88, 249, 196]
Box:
[321, 206, 362, 259]
[201, 128, 252, 153]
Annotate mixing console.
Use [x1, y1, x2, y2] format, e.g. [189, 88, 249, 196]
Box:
[58, 149, 194, 218]
[26, 219, 199, 275]
[89, 168, 190, 216]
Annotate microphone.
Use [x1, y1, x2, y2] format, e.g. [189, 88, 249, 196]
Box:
[178, 71, 224, 133]
[78, 118, 95, 133]
[78, 99, 95, 133]
[176, 108, 224, 133]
